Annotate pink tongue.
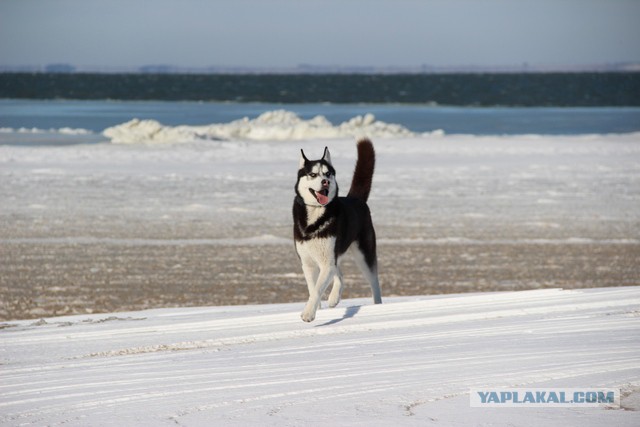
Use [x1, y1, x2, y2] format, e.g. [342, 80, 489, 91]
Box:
[316, 192, 329, 205]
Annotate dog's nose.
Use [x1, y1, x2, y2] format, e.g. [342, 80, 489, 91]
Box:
[321, 179, 329, 188]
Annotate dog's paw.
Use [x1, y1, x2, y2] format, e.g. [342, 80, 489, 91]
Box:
[300, 298, 319, 322]
[300, 311, 315, 322]
[301, 301, 317, 322]
[328, 293, 341, 308]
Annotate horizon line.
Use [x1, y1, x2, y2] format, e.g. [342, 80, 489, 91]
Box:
[2, 62, 640, 75]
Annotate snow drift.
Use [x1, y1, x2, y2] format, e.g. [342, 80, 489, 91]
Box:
[102, 110, 420, 143]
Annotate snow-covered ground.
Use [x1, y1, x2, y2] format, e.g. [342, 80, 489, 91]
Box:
[1, 287, 639, 426]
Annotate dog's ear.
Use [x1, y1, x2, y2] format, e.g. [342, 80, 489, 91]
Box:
[322, 147, 332, 165]
[299, 149, 309, 169]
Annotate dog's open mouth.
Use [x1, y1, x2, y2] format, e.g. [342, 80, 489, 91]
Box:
[310, 188, 329, 205]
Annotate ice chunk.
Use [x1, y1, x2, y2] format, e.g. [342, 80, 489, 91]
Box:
[102, 110, 415, 144]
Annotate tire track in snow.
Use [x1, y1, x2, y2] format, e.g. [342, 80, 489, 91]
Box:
[78, 292, 640, 358]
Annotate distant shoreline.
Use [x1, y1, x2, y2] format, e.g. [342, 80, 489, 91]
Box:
[1, 72, 639, 106]
[2, 62, 640, 74]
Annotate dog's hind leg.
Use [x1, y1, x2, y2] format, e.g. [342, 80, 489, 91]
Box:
[327, 267, 344, 308]
[353, 243, 382, 304]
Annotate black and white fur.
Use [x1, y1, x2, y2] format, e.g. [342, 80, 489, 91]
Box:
[293, 138, 381, 322]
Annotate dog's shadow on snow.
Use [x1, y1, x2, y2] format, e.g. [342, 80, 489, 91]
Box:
[316, 305, 362, 327]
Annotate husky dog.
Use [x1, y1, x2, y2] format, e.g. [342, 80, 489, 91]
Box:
[293, 138, 382, 322]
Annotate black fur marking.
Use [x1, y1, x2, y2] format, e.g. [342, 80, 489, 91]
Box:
[292, 197, 336, 242]
[292, 196, 378, 268]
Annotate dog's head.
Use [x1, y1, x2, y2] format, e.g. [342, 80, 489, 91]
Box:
[296, 147, 338, 207]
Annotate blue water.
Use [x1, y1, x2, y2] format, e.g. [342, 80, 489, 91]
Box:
[1, 99, 640, 138]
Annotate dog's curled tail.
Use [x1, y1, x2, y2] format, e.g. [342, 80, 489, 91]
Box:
[347, 138, 375, 202]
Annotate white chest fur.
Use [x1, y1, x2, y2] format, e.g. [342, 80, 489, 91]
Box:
[306, 205, 325, 225]
[295, 237, 336, 265]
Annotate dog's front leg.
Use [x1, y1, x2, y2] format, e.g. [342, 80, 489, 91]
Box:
[301, 262, 319, 298]
[301, 266, 336, 322]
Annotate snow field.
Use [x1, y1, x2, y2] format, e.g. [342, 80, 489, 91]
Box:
[1, 287, 639, 426]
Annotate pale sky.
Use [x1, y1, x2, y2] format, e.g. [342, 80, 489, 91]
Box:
[1, 0, 639, 69]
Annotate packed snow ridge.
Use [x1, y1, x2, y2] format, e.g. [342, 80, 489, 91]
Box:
[103, 110, 423, 143]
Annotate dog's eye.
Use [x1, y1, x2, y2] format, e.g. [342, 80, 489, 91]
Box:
[325, 172, 332, 178]
[309, 173, 317, 178]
